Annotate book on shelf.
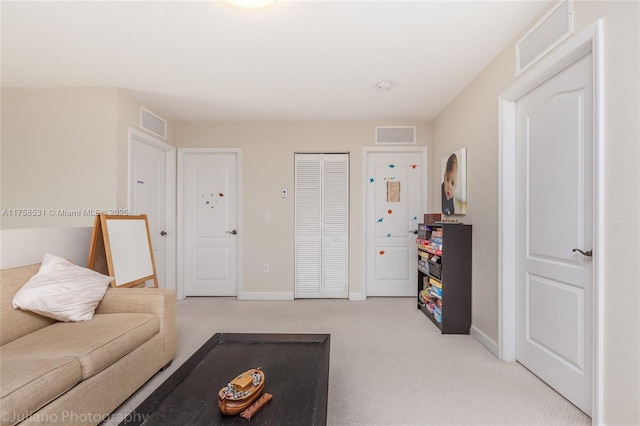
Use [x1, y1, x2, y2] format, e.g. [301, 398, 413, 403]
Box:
[429, 277, 442, 287]
[417, 223, 430, 239]
[417, 238, 442, 255]
[429, 242, 442, 250]
[419, 289, 429, 305]
[428, 285, 442, 299]
[427, 243, 442, 252]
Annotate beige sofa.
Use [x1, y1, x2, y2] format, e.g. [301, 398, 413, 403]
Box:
[0, 263, 177, 426]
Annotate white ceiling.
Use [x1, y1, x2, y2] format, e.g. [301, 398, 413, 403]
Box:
[1, 1, 549, 122]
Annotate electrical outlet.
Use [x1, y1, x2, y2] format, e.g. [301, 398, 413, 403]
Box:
[263, 264, 269, 272]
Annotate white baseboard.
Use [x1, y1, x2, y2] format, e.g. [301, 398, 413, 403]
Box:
[0, 227, 93, 269]
[238, 291, 365, 301]
[349, 292, 366, 301]
[237, 291, 295, 301]
[470, 324, 500, 359]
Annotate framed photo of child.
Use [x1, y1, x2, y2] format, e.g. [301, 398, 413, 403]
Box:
[441, 147, 467, 215]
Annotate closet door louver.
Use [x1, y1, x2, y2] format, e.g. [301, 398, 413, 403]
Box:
[321, 154, 349, 298]
[295, 153, 349, 298]
[295, 154, 322, 297]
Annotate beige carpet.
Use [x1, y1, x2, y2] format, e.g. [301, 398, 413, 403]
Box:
[102, 297, 590, 425]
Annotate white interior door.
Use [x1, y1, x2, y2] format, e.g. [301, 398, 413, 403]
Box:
[129, 131, 175, 289]
[365, 147, 427, 296]
[295, 153, 349, 299]
[180, 149, 239, 296]
[516, 52, 593, 415]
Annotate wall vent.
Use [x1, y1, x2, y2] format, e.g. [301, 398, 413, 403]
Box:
[375, 126, 416, 144]
[140, 107, 167, 139]
[516, 0, 573, 76]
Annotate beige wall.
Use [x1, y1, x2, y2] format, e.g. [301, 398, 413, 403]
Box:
[1, 87, 118, 228]
[431, 48, 510, 338]
[0, 87, 176, 230]
[175, 122, 432, 296]
[432, 1, 640, 423]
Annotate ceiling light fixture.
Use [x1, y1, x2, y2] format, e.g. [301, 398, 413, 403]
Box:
[376, 81, 393, 91]
[224, 0, 276, 8]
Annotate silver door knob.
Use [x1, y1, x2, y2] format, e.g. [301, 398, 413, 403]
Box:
[572, 248, 592, 257]
[226, 230, 238, 235]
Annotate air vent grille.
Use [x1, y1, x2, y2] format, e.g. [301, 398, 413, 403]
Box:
[375, 126, 416, 144]
[140, 108, 167, 139]
[516, 0, 573, 75]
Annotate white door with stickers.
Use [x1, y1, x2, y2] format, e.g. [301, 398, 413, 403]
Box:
[365, 147, 427, 297]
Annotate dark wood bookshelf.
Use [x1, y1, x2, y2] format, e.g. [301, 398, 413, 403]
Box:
[417, 223, 472, 334]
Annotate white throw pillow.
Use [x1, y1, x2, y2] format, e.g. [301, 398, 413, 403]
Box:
[12, 253, 113, 322]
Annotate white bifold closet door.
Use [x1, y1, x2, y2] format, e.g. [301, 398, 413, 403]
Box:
[295, 153, 349, 299]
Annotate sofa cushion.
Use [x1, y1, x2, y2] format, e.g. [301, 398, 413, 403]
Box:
[12, 253, 112, 322]
[1, 264, 56, 346]
[0, 356, 81, 425]
[1, 313, 159, 380]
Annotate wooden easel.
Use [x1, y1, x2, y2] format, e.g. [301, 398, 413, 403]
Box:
[87, 214, 159, 288]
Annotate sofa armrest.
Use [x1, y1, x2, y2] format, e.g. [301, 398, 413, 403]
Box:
[95, 288, 177, 365]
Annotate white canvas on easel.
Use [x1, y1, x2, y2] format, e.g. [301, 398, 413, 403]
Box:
[87, 214, 158, 288]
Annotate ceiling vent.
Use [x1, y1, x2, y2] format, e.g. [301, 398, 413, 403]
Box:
[375, 126, 416, 145]
[515, 0, 573, 76]
[140, 107, 167, 139]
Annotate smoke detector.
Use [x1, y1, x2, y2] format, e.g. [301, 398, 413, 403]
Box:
[376, 81, 393, 91]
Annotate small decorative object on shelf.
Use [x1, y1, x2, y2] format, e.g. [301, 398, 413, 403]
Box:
[416, 222, 472, 334]
[423, 213, 442, 224]
[218, 368, 266, 416]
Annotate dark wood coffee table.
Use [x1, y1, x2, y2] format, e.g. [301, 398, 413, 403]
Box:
[120, 333, 330, 426]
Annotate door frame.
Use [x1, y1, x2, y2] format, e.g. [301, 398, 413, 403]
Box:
[498, 21, 604, 421]
[128, 128, 176, 292]
[362, 146, 428, 300]
[176, 148, 242, 300]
